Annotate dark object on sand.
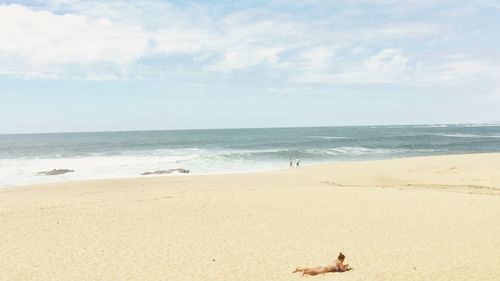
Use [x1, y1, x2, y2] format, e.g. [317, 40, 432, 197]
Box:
[38, 169, 75, 176]
[141, 168, 190, 175]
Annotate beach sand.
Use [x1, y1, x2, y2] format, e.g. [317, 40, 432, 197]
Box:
[1, 153, 500, 280]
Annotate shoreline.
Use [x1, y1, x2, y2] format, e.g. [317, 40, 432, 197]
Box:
[2, 152, 500, 280]
[3, 123, 500, 187]
[4, 151, 500, 192]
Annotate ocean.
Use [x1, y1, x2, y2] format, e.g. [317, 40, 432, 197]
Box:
[1, 124, 500, 187]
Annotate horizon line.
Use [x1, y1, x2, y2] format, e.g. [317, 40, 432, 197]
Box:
[1, 122, 499, 136]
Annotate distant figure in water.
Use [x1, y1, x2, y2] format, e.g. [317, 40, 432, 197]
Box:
[290, 159, 294, 168]
[293, 252, 351, 276]
[296, 159, 300, 168]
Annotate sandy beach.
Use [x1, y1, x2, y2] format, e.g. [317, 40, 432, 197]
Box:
[1, 153, 499, 281]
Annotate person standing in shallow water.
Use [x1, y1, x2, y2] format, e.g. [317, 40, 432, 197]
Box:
[290, 159, 294, 168]
[293, 252, 351, 276]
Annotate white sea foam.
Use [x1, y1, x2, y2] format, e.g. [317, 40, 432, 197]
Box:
[0, 149, 287, 187]
[413, 124, 449, 128]
[2, 124, 499, 187]
[462, 124, 500, 127]
[0, 144, 451, 187]
[432, 133, 500, 138]
[305, 147, 391, 156]
[304, 147, 440, 156]
[0, 155, 189, 187]
[306, 136, 350, 139]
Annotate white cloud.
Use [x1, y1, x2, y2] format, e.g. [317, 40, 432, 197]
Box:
[0, 0, 498, 96]
[292, 50, 500, 92]
[295, 46, 335, 70]
[290, 48, 410, 85]
[428, 58, 500, 86]
[0, 3, 305, 77]
[0, 5, 136, 77]
[211, 47, 286, 72]
[439, 5, 476, 18]
[480, 0, 500, 10]
[364, 48, 409, 73]
[0, 4, 148, 77]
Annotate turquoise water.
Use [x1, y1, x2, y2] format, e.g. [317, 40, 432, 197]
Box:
[1, 124, 500, 186]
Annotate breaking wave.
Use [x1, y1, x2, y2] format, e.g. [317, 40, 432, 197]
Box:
[432, 133, 500, 138]
[306, 136, 350, 139]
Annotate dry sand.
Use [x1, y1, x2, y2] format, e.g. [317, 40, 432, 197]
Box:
[1, 153, 500, 281]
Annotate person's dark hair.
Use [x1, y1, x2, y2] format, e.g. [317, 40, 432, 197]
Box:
[338, 252, 345, 261]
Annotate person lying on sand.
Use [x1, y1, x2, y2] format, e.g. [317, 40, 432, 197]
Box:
[293, 252, 352, 276]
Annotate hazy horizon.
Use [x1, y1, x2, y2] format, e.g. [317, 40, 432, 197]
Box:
[2, 121, 500, 136]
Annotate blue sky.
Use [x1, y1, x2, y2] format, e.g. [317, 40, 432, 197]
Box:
[1, 0, 500, 133]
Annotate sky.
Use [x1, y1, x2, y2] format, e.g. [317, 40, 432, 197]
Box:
[1, 0, 500, 134]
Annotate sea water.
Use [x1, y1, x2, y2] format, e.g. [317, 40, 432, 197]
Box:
[1, 124, 500, 186]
